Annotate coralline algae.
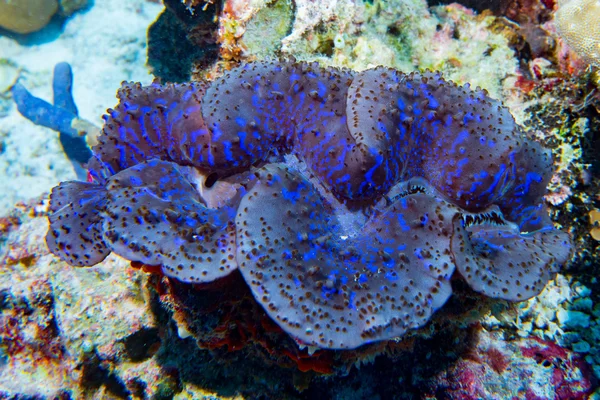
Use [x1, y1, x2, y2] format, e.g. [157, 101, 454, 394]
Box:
[46, 59, 571, 349]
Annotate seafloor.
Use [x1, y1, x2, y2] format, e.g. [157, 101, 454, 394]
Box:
[0, 0, 599, 399]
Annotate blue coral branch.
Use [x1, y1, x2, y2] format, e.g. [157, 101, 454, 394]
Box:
[12, 82, 78, 136]
[12, 63, 93, 180]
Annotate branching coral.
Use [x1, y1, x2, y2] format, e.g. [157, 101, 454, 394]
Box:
[12, 63, 97, 180]
[45, 60, 571, 350]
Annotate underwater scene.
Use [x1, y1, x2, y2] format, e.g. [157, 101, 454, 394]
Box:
[0, 0, 599, 398]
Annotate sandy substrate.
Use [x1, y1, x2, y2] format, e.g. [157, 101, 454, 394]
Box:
[0, 0, 163, 215]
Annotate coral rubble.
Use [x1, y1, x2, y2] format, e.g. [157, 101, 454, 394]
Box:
[3, 0, 600, 397]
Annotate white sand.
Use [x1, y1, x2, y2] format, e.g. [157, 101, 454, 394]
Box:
[0, 0, 163, 215]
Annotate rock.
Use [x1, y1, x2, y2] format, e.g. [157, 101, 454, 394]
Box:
[419, 330, 597, 399]
[58, 0, 89, 16]
[557, 309, 591, 330]
[0, 0, 59, 34]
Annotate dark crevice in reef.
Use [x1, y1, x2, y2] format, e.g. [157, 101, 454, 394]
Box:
[122, 327, 161, 362]
[578, 91, 600, 177]
[149, 273, 298, 399]
[143, 272, 485, 400]
[147, 0, 221, 82]
[79, 349, 130, 399]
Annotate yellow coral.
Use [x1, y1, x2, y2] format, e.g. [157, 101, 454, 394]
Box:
[555, 0, 600, 67]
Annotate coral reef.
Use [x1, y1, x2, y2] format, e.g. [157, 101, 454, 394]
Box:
[512, 54, 599, 263]
[46, 60, 570, 350]
[0, 199, 594, 397]
[12, 63, 97, 181]
[3, 0, 600, 396]
[505, 60, 600, 392]
[555, 0, 600, 67]
[0, 199, 160, 398]
[207, 0, 519, 100]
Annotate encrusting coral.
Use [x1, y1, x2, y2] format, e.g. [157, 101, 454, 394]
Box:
[46, 59, 572, 350]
